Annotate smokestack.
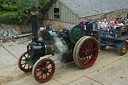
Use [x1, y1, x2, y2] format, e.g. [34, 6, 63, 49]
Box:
[127, 13, 128, 19]
[31, 6, 38, 41]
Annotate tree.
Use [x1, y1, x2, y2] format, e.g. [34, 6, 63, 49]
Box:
[0, 0, 57, 25]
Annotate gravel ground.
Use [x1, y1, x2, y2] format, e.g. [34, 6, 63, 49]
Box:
[0, 40, 128, 85]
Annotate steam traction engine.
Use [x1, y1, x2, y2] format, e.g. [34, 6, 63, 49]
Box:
[18, 6, 99, 82]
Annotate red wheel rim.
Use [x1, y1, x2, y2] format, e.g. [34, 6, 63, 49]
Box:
[77, 38, 98, 68]
[34, 59, 55, 82]
[18, 52, 32, 72]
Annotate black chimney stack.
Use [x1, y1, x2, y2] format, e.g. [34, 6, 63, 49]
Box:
[31, 6, 39, 41]
[127, 13, 128, 19]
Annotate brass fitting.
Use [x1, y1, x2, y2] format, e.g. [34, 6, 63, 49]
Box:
[31, 11, 39, 15]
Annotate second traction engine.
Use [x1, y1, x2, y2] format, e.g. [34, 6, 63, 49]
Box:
[18, 6, 99, 83]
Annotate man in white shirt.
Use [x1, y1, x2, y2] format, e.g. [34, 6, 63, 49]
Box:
[98, 19, 103, 29]
[99, 19, 109, 36]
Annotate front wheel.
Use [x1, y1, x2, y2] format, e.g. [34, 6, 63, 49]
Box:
[118, 43, 127, 55]
[32, 57, 55, 82]
[18, 52, 33, 72]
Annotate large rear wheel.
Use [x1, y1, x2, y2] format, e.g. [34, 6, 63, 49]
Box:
[73, 36, 99, 68]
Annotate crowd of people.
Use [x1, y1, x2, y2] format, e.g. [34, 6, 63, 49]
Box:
[98, 18, 128, 37]
[78, 17, 128, 37]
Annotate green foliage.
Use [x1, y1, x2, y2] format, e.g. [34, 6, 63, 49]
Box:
[15, 0, 38, 24]
[0, 0, 57, 25]
[38, 0, 57, 19]
[0, 11, 19, 24]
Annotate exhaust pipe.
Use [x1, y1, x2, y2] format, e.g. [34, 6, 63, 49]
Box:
[31, 6, 39, 41]
[12, 33, 32, 39]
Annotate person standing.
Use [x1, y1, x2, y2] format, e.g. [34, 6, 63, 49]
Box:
[46, 20, 50, 30]
[78, 19, 85, 28]
[123, 18, 127, 24]
[98, 19, 103, 29]
[84, 18, 93, 36]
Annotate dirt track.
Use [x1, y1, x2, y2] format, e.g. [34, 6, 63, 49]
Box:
[0, 40, 128, 85]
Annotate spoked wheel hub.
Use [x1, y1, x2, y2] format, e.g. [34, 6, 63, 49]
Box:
[44, 68, 49, 73]
[18, 52, 33, 72]
[73, 36, 99, 68]
[122, 45, 127, 53]
[118, 42, 127, 55]
[32, 58, 55, 82]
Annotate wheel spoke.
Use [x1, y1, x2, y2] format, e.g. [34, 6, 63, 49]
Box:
[37, 66, 42, 70]
[46, 63, 50, 67]
[40, 61, 45, 67]
[21, 63, 25, 65]
[27, 54, 29, 58]
[21, 59, 25, 61]
[80, 51, 86, 53]
[38, 73, 43, 78]
[81, 46, 85, 50]
[27, 65, 30, 69]
[80, 58, 86, 64]
[85, 57, 89, 63]
[41, 74, 44, 79]
[36, 69, 41, 72]
[90, 49, 97, 51]
[24, 55, 27, 58]
[81, 55, 85, 58]
[87, 40, 90, 49]
[85, 40, 88, 46]
[48, 68, 52, 70]
[89, 46, 93, 50]
[89, 55, 93, 59]
[79, 53, 83, 57]
[89, 41, 94, 50]
[23, 64, 26, 68]
[45, 73, 48, 78]
[86, 40, 89, 49]
[45, 61, 48, 67]
[78, 57, 82, 62]
[83, 44, 87, 50]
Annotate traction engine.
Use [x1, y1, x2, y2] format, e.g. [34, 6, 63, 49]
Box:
[18, 6, 99, 82]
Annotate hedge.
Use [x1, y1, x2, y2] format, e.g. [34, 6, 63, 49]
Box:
[0, 0, 57, 25]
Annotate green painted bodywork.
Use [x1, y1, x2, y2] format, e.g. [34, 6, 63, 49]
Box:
[48, 31, 57, 40]
[25, 57, 40, 67]
[25, 26, 84, 66]
[70, 26, 84, 44]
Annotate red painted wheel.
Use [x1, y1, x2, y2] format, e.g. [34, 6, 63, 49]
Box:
[32, 58, 55, 82]
[18, 52, 32, 72]
[73, 36, 98, 68]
